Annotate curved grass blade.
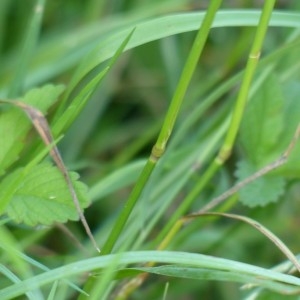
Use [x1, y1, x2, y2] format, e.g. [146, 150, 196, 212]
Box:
[1, 251, 300, 300]
[2, 11, 299, 91]
[125, 265, 300, 295]
[184, 212, 300, 275]
[53, 28, 136, 136]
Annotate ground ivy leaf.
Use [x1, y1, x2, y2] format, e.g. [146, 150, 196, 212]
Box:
[235, 160, 286, 207]
[239, 73, 284, 166]
[0, 84, 64, 175]
[2, 162, 90, 226]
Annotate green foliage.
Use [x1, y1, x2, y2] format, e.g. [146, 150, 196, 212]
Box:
[236, 73, 285, 206]
[2, 162, 89, 226]
[0, 84, 90, 226]
[1, 1, 300, 300]
[0, 29, 133, 231]
[235, 160, 286, 207]
[276, 81, 300, 178]
[2, 251, 300, 299]
[237, 72, 300, 207]
[0, 84, 64, 175]
[239, 73, 284, 166]
[126, 265, 300, 294]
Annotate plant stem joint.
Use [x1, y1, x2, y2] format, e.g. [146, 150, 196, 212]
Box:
[150, 145, 165, 162]
[249, 51, 261, 59]
[217, 147, 232, 164]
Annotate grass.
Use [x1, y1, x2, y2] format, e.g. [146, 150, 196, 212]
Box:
[1, 1, 300, 299]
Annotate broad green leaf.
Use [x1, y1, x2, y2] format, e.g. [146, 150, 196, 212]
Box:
[0, 84, 64, 175]
[235, 160, 285, 207]
[236, 73, 296, 207]
[1, 162, 89, 226]
[239, 73, 284, 166]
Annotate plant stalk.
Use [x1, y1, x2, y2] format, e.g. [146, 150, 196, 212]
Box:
[100, 0, 223, 256]
[155, 0, 276, 245]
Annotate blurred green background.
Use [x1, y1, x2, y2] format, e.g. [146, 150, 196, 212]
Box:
[1, 1, 300, 299]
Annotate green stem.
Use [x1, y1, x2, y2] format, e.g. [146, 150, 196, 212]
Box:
[155, 0, 223, 150]
[155, 160, 220, 243]
[155, 0, 276, 245]
[101, 160, 155, 255]
[218, 0, 276, 162]
[100, 0, 223, 256]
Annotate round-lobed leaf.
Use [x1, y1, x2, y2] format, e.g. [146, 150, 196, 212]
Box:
[1, 162, 90, 226]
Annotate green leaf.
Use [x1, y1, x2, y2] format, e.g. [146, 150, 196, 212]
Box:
[2, 251, 300, 300]
[89, 160, 145, 202]
[1, 162, 89, 226]
[239, 73, 284, 166]
[2, 11, 298, 91]
[129, 265, 300, 294]
[8, 0, 46, 97]
[235, 77, 300, 207]
[235, 160, 285, 207]
[0, 84, 64, 175]
[52, 28, 135, 137]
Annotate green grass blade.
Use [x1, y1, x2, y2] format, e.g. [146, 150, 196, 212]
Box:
[89, 160, 146, 202]
[1, 251, 300, 300]
[129, 266, 300, 294]
[100, 0, 223, 257]
[8, 0, 45, 97]
[2, 10, 299, 90]
[185, 212, 300, 274]
[52, 28, 135, 137]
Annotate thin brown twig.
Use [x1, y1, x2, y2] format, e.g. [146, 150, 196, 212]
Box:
[9, 100, 100, 252]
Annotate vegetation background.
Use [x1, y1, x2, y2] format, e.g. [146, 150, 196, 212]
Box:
[1, 0, 300, 299]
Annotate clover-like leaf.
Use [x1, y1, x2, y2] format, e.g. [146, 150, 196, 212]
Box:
[1, 162, 90, 226]
[239, 73, 284, 166]
[235, 160, 286, 207]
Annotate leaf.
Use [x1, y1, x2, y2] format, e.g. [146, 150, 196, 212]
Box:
[235, 160, 285, 207]
[2, 11, 300, 88]
[88, 160, 145, 202]
[239, 73, 284, 166]
[0, 84, 64, 175]
[52, 28, 135, 137]
[1, 162, 89, 226]
[128, 266, 300, 294]
[236, 74, 300, 207]
[185, 212, 300, 275]
[8, 0, 45, 97]
[2, 250, 300, 300]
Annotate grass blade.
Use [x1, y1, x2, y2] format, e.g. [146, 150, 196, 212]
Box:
[9, 0, 45, 97]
